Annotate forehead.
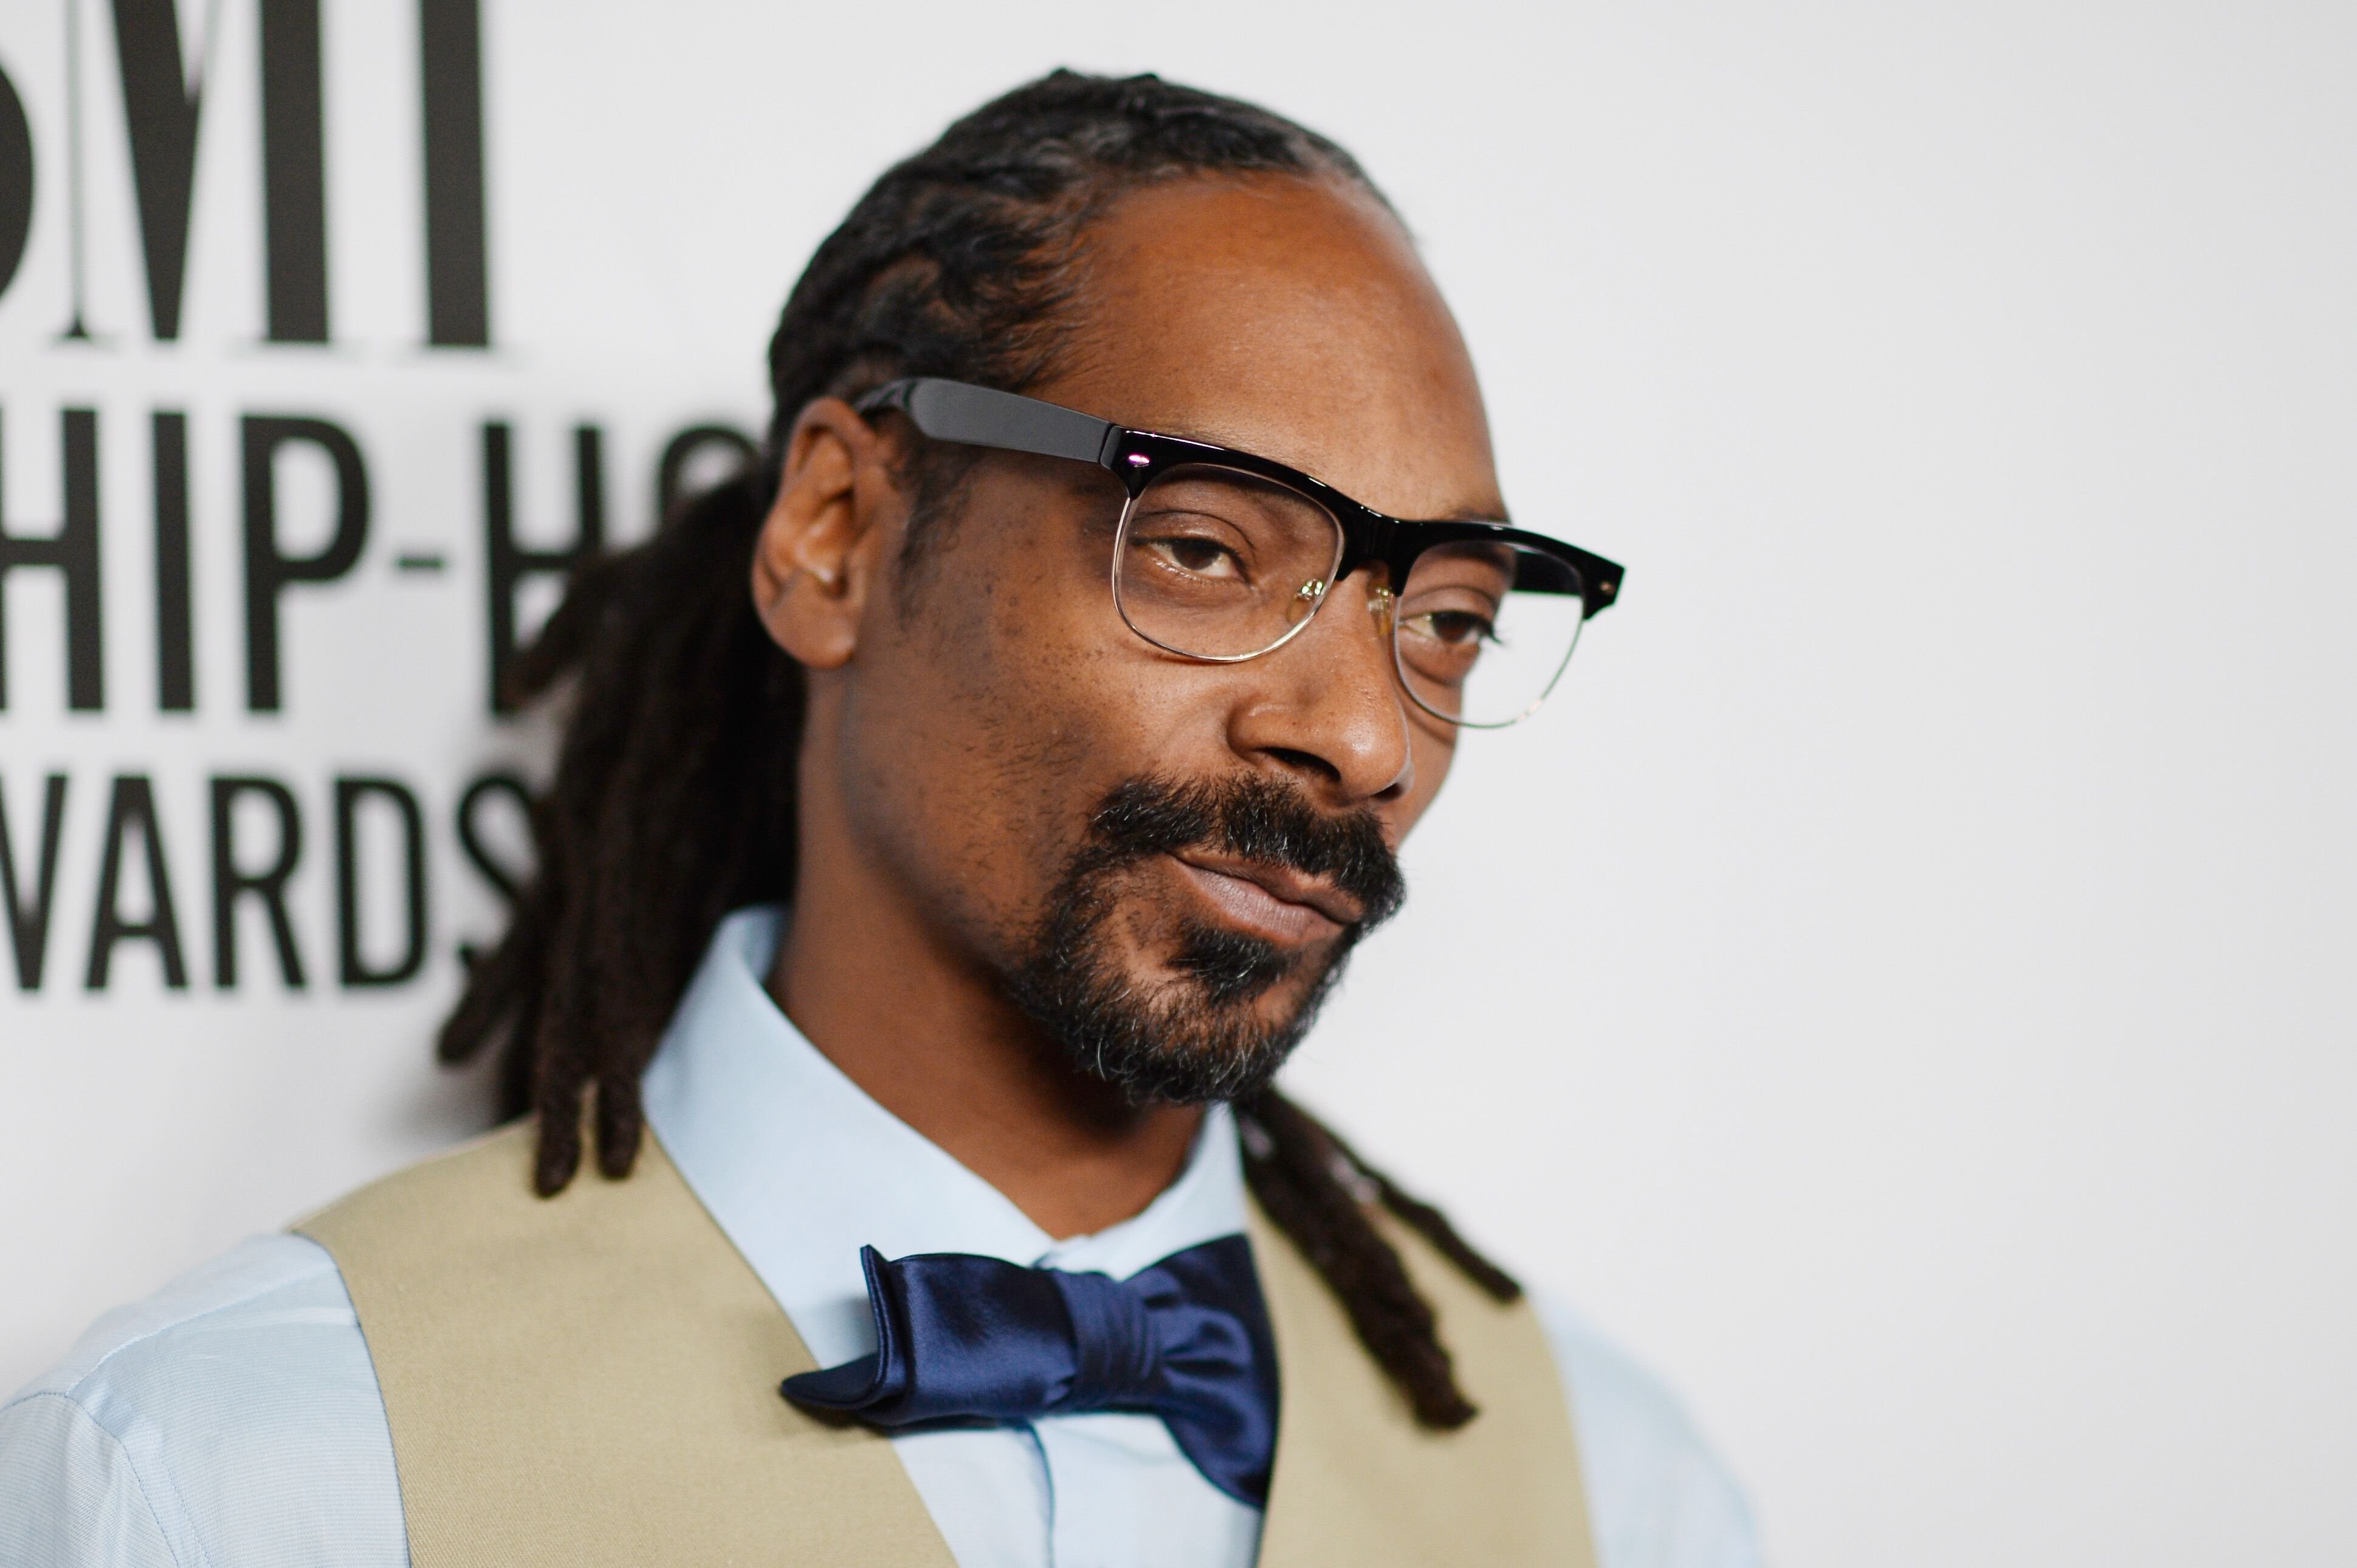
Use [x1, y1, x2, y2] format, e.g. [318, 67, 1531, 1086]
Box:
[1030, 174, 1504, 524]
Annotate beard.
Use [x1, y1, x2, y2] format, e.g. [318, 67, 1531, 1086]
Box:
[1000, 774, 1407, 1106]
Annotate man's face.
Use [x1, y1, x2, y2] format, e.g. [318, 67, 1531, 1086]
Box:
[816, 174, 1504, 1099]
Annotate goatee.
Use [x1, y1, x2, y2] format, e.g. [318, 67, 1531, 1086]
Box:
[1001, 774, 1406, 1104]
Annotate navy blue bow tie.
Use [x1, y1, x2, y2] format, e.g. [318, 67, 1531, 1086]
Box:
[781, 1235, 1279, 1505]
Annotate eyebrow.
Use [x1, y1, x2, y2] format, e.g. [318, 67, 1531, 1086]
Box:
[1166, 429, 1512, 527]
[1111, 414, 1511, 528]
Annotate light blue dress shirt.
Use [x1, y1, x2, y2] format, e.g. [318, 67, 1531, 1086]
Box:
[1, 907, 1761, 1568]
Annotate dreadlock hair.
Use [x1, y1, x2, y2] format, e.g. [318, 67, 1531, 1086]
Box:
[439, 68, 1522, 1431]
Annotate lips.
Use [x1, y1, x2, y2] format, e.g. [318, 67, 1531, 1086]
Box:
[1169, 851, 1363, 944]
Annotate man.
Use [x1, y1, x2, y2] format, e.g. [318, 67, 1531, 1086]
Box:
[1, 72, 1757, 1567]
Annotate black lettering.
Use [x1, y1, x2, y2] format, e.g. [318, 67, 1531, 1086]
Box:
[258, 0, 327, 342]
[655, 424, 757, 523]
[335, 776, 427, 987]
[419, 0, 487, 347]
[0, 61, 32, 303]
[154, 411, 193, 710]
[483, 422, 604, 714]
[0, 772, 68, 990]
[0, 408, 105, 711]
[210, 775, 305, 989]
[241, 414, 368, 711]
[109, 0, 205, 340]
[86, 774, 188, 990]
[59, 0, 94, 337]
[455, 771, 532, 904]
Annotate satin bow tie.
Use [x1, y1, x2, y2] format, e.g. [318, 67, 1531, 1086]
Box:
[780, 1234, 1279, 1505]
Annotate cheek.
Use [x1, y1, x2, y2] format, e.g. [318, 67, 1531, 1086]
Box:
[960, 487, 1222, 785]
[842, 501, 1147, 935]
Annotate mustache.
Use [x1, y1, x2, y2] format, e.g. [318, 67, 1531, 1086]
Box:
[1084, 774, 1407, 932]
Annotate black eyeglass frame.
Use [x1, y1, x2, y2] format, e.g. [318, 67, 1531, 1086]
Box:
[855, 377, 1623, 725]
[858, 377, 1623, 608]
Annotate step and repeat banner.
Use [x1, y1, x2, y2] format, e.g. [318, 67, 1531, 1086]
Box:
[0, 1, 768, 1383]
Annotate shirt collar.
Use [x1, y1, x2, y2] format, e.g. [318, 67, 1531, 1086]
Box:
[641, 905, 1249, 1368]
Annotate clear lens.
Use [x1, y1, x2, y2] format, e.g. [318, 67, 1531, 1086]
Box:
[1111, 467, 1586, 726]
[1113, 464, 1346, 660]
[1392, 543, 1587, 727]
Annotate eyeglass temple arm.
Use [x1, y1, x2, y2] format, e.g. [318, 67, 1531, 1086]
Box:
[857, 379, 1121, 467]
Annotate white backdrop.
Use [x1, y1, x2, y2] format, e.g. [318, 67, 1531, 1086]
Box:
[3, 4, 2352, 1566]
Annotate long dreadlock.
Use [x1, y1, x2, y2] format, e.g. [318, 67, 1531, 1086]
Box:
[439, 69, 1521, 1431]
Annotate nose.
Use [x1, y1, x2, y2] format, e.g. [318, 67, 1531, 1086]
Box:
[1225, 569, 1414, 806]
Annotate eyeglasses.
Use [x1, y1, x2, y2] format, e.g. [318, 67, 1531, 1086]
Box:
[855, 378, 1624, 729]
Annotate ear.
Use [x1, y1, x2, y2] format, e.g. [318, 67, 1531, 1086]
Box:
[751, 397, 899, 670]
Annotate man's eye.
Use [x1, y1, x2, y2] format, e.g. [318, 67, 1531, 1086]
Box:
[1149, 535, 1245, 579]
[1413, 610, 1495, 647]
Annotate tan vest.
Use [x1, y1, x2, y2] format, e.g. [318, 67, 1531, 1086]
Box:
[299, 1123, 1596, 1567]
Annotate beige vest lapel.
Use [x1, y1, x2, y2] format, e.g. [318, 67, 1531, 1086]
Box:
[303, 1121, 1597, 1567]
[1249, 1199, 1599, 1568]
[299, 1123, 959, 1568]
